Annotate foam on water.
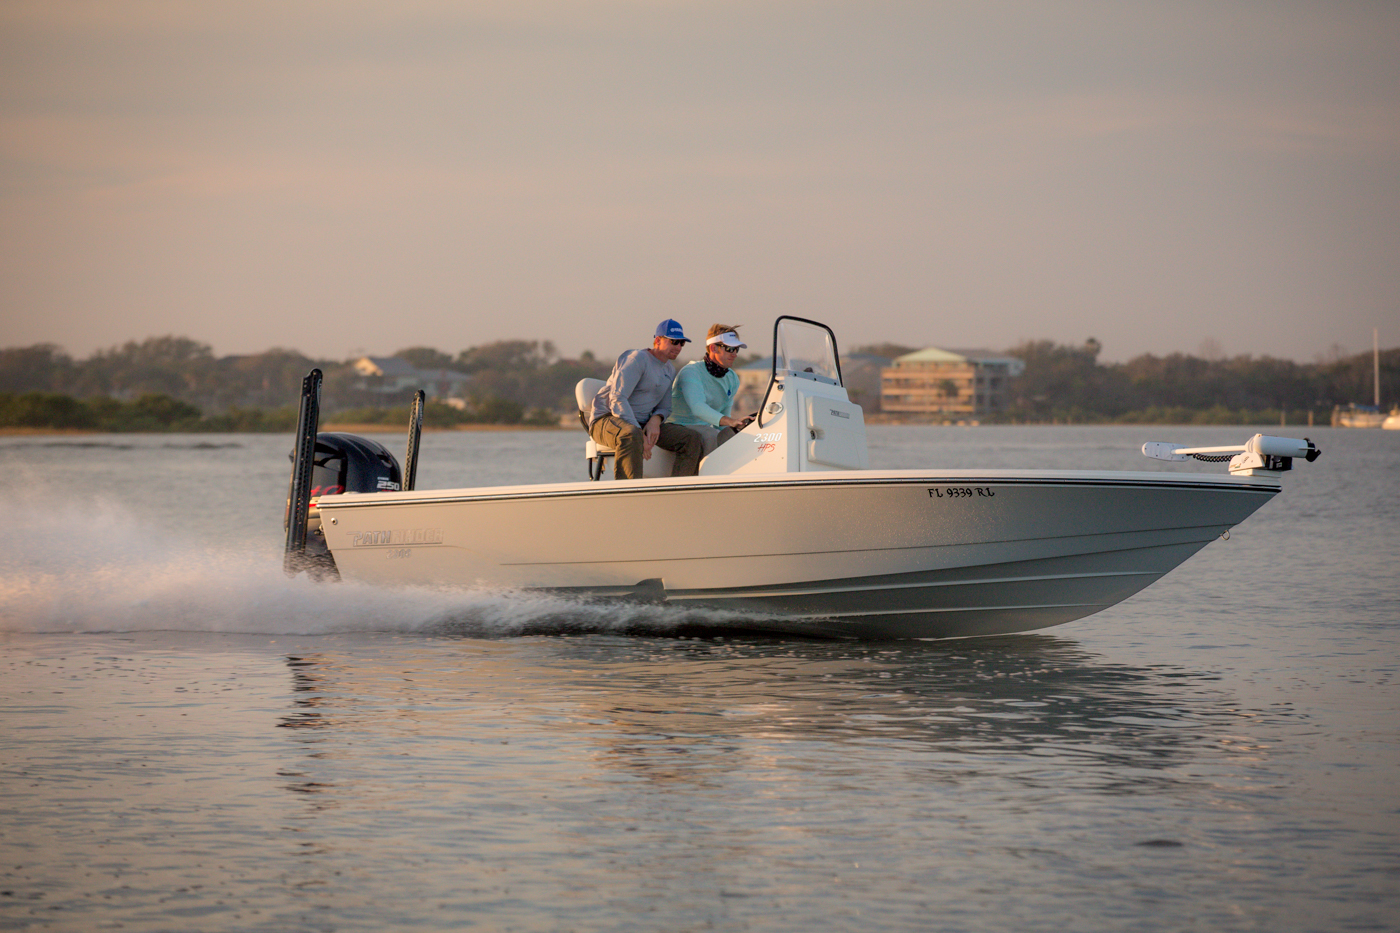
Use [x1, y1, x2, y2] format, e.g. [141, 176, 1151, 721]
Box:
[0, 487, 752, 639]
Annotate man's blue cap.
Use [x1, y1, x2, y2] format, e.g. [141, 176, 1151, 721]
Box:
[655, 318, 689, 343]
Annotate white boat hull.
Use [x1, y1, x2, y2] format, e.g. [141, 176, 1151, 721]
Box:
[315, 469, 1280, 639]
[1336, 411, 1385, 428]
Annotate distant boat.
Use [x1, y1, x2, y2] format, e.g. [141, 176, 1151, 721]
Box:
[1334, 328, 1387, 428]
[1334, 405, 1385, 428]
[1384, 409, 1400, 430]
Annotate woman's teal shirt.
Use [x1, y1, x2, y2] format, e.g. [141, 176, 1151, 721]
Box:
[667, 361, 739, 427]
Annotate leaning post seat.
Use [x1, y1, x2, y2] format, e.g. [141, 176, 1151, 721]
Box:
[574, 378, 614, 480]
[573, 377, 680, 479]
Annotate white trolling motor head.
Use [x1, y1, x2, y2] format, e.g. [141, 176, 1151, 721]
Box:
[1142, 434, 1321, 477]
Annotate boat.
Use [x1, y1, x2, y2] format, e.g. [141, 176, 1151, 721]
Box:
[1333, 404, 1385, 429]
[1385, 409, 1400, 431]
[285, 317, 1321, 640]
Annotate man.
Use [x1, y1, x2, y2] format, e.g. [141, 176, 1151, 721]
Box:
[588, 319, 703, 479]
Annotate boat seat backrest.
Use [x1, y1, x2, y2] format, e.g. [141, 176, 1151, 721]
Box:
[575, 378, 606, 428]
[574, 377, 607, 434]
[575, 377, 613, 478]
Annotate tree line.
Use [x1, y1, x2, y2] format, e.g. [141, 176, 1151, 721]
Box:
[998, 339, 1396, 424]
[0, 336, 610, 431]
[1, 334, 1395, 430]
[855, 338, 1396, 424]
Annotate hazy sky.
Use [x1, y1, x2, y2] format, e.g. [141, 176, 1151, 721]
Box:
[3, 1, 1398, 364]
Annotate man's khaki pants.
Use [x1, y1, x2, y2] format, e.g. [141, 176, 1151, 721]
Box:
[588, 416, 703, 479]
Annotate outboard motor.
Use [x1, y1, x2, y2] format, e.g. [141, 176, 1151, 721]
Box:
[304, 432, 403, 498]
[285, 369, 422, 579]
[286, 432, 403, 579]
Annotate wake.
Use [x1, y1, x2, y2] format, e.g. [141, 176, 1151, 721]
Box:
[0, 491, 747, 639]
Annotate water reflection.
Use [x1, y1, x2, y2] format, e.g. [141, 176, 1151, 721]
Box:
[273, 633, 1292, 798]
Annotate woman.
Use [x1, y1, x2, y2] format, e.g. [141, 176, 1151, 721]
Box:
[666, 323, 749, 458]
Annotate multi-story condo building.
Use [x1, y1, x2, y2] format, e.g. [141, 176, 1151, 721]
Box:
[880, 348, 1024, 417]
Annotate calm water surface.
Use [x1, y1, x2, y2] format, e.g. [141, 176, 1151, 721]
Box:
[2, 426, 1397, 932]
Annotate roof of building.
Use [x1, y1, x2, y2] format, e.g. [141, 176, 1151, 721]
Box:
[353, 356, 473, 386]
[893, 348, 969, 365]
[354, 356, 419, 377]
[892, 347, 1022, 366]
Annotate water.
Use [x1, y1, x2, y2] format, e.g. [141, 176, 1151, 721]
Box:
[2, 426, 1397, 932]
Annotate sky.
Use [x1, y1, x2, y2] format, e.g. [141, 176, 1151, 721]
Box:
[2, 0, 1398, 365]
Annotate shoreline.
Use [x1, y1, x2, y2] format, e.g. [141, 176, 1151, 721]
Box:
[0, 423, 568, 436]
[2, 420, 1332, 437]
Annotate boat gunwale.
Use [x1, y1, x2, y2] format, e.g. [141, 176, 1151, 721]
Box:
[314, 468, 1281, 511]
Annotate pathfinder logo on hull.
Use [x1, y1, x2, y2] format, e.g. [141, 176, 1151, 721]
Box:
[351, 528, 444, 547]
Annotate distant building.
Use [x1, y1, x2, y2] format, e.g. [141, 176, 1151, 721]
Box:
[880, 348, 1024, 418]
[352, 356, 419, 389]
[351, 356, 471, 401]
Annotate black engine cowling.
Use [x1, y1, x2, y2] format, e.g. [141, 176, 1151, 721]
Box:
[304, 432, 403, 498]
[287, 433, 403, 578]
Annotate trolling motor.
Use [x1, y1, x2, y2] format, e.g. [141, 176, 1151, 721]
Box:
[1142, 434, 1321, 477]
[283, 374, 426, 578]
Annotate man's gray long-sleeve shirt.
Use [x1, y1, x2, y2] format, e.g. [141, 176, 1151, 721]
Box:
[589, 349, 676, 428]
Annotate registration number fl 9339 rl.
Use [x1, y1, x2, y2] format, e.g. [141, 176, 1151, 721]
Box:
[928, 486, 996, 498]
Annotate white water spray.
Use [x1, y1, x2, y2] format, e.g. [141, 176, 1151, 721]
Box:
[0, 486, 753, 638]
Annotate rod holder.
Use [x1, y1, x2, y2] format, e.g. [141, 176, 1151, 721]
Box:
[404, 390, 425, 492]
[284, 368, 322, 575]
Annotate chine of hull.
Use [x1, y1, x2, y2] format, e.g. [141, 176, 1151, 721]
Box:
[315, 470, 1279, 639]
[660, 536, 1214, 638]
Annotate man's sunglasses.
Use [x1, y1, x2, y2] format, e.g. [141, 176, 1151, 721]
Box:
[666, 338, 687, 346]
